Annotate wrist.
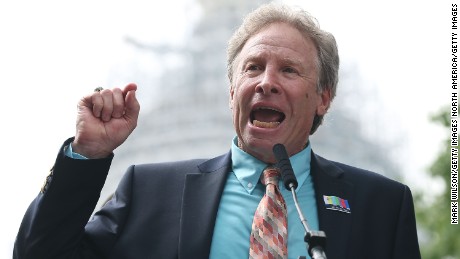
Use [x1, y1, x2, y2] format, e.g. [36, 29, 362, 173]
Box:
[71, 140, 112, 159]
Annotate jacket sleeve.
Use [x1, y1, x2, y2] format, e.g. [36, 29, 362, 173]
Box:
[13, 138, 114, 259]
[392, 185, 421, 259]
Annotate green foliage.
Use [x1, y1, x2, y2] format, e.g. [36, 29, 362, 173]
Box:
[415, 108, 459, 259]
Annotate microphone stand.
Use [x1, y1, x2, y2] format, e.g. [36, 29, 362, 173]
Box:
[273, 143, 327, 259]
[287, 181, 327, 259]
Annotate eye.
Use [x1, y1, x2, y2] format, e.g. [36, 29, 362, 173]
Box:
[282, 67, 298, 74]
[246, 64, 261, 71]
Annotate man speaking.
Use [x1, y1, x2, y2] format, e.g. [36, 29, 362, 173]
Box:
[14, 3, 421, 259]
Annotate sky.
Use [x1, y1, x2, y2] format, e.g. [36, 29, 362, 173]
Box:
[0, 0, 453, 257]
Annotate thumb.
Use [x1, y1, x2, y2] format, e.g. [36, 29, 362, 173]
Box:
[125, 89, 140, 122]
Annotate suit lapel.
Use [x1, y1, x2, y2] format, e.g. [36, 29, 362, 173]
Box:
[311, 151, 353, 258]
[178, 152, 232, 259]
[177, 150, 354, 258]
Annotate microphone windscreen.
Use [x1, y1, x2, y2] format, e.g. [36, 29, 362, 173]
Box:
[273, 144, 298, 189]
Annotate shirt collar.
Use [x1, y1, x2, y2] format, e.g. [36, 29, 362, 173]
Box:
[231, 137, 311, 194]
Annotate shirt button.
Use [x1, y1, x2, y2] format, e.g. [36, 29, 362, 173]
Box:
[247, 182, 253, 188]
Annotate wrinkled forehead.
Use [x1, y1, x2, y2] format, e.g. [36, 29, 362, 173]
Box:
[234, 23, 319, 70]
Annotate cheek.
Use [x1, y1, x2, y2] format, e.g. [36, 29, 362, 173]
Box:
[233, 84, 252, 107]
[292, 92, 317, 119]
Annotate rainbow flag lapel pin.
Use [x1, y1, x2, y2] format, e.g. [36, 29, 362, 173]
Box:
[323, 195, 351, 213]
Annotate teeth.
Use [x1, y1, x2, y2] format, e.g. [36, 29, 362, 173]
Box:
[253, 120, 280, 128]
[256, 107, 281, 112]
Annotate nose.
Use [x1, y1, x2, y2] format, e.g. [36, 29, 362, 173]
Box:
[255, 69, 281, 95]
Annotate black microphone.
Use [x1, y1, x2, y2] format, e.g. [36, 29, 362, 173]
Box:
[273, 143, 298, 190]
[273, 143, 327, 259]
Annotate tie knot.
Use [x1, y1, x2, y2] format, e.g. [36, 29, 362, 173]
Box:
[261, 167, 280, 187]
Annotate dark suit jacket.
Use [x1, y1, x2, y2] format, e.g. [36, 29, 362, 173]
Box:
[14, 138, 421, 259]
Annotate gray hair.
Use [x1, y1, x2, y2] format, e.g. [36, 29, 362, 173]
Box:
[227, 3, 339, 134]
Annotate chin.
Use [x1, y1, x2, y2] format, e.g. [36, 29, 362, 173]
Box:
[240, 137, 278, 163]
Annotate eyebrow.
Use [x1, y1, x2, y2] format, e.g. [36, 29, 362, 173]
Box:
[281, 57, 303, 67]
[240, 52, 265, 65]
[240, 53, 304, 68]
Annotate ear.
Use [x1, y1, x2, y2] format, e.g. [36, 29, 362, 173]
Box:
[229, 85, 235, 109]
[316, 88, 331, 116]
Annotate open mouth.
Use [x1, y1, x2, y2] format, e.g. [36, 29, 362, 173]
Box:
[250, 107, 285, 128]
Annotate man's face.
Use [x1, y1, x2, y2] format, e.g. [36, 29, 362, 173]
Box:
[230, 22, 331, 163]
